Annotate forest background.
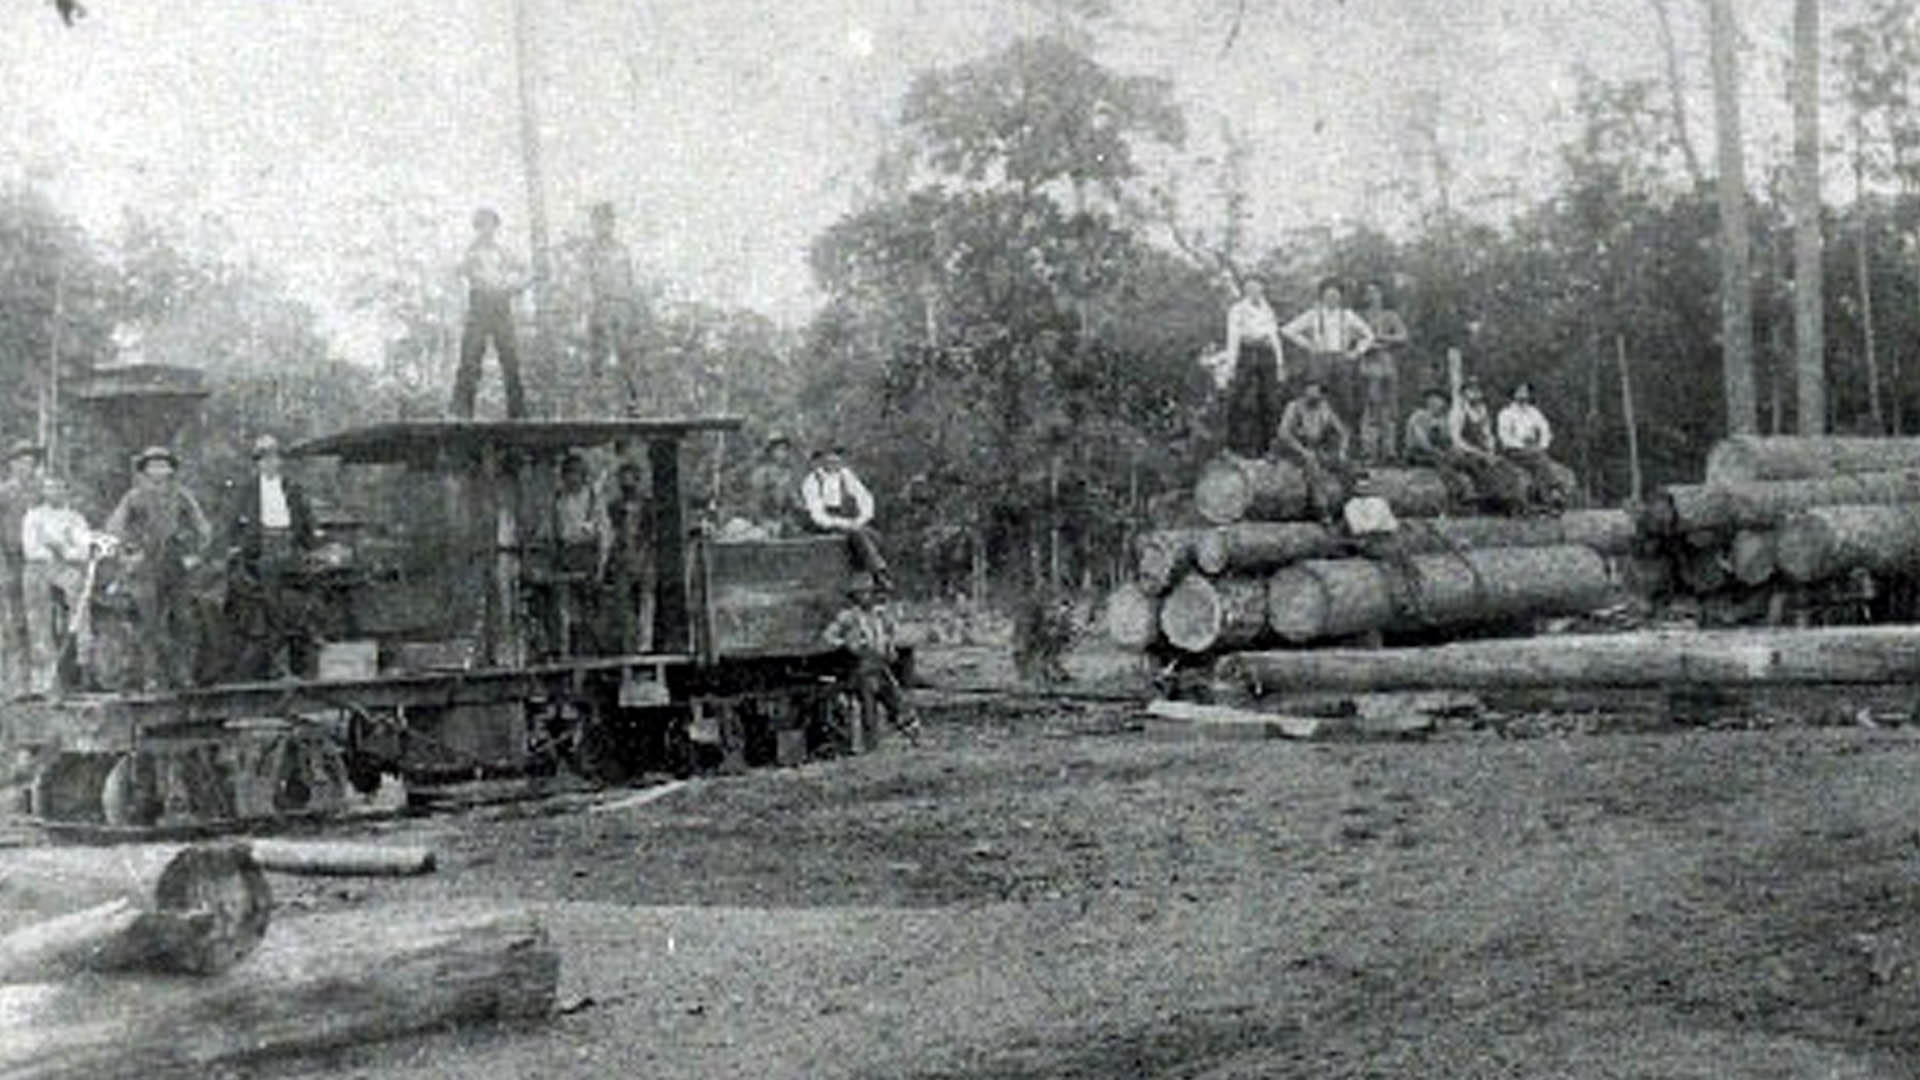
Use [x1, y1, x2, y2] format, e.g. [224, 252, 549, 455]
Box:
[4, 0, 1920, 603]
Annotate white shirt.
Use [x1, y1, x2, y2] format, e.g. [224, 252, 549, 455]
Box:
[802, 467, 875, 530]
[22, 505, 93, 564]
[259, 475, 292, 529]
[463, 239, 526, 294]
[1225, 296, 1281, 356]
[1497, 402, 1553, 451]
[1283, 304, 1376, 356]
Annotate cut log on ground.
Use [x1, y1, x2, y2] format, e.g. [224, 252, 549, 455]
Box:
[1730, 529, 1777, 586]
[1192, 456, 1310, 525]
[1774, 504, 1920, 583]
[1191, 522, 1345, 575]
[0, 904, 558, 1080]
[1221, 625, 1920, 692]
[1704, 435, 1920, 485]
[1135, 528, 1211, 594]
[0, 843, 270, 977]
[248, 840, 436, 877]
[1144, 698, 1437, 741]
[1159, 574, 1270, 654]
[1646, 471, 1920, 536]
[1266, 545, 1614, 644]
[1103, 582, 1160, 649]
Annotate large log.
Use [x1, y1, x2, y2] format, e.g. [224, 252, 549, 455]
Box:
[1351, 467, 1452, 517]
[1159, 574, 1269, 654]
[1774, 504, 1920, 583]
[1379, 509, 1637, 557]
[1103, 582, 1160, 649]
[248, 840, 437, 877]
[1649, 470, 1920, 535]
[1266, 545, 1614, 644]
[1136, 528, 1211, 594]
[1192, 457, 1310, 525]
[1222, 625, 1920, 692]
[0, 843, 270, 977]
[1191, 522, 1345, 575]
[0, 905, 558, 1080]
[1705, 435, 1920, 484]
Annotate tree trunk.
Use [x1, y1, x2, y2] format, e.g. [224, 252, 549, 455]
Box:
[1158, 574, 1269, 654]
[1192, 456, 1310, 524]
[0, 843, 270, 977]
[1709, 0, 1757, 434]
[1793, 0, 1824, 433]
[1729, 528, 1777, 585]
[1703, 435, 1920, 483]
[1857, 126, 1884, 432]
[1775, 504, 1920, 583]
[1221, 625, 1920, 692]
[0, 905, 558, 1080]
[1265, 545, 1613, 644]
[1649, 0, 1707, 190]
[1102, 582, 1160, 649]
[1191, 522, 1345, 575]
[1650, 470, 1920, 534]
[1618, 334, 1646, 499]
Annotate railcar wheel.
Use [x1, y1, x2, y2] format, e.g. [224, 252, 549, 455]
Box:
[101, 751, 163, 828]
[31, 752, 118, 823]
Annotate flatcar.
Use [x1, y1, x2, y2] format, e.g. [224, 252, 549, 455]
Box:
[9, 416, 899, 834]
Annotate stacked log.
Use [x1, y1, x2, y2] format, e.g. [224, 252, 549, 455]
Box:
[1704, 435, 1920, 485]
[1191, 457, 1456, 525]
[1774, 504, 1920, 584]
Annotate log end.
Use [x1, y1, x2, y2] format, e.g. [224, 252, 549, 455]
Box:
[151, 843, 274, 975]
[1104, 583, 1161, 650]
[1192, 457, 1251, 525]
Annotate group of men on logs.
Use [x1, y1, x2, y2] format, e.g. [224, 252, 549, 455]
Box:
[1208, 275, 1578, 521]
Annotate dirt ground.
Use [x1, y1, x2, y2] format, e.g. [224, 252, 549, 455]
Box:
[202, 638, 1920, 1080]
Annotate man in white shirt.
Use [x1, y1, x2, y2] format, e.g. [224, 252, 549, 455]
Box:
[1496, 380, 1577, 511]
[801, 446, 892, 591]
[584, 202, 649, 411]
[227, 434, 316, 680]
[1282, 278, 1375, 433]
[20, 476, 100, 697]
[452, 207, 530, 419]
[1218, 275, 1284, 457]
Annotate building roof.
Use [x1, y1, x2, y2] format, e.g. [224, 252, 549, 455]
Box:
[289, 416, 745, 466]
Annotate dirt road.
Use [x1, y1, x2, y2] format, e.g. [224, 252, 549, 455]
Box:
[250, 691, 1920, 1080]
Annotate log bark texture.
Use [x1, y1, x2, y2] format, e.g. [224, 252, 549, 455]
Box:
[1159, 575, 1270, 654]
[1704, 435, 1920, 484]
[0, 905, 557, 1080]
[1191, 522, 1345, 575]
[1135, 528, 1211, 595]
[1222, 625, 1920, 692]
[1351, 467, 1452, 517]
[1774, 504, 1920, 583]
[1729, 529, 1776, 586]
[1192, 457, 1310, 525]
[248, 840, 437, 877]
[1266, 545, 1613, 644]
[1103, 582, 1160, 649]
[1649, 471, 1920, 535]
[1374, 509, 1636, 557]
[0, 843, 270, 977]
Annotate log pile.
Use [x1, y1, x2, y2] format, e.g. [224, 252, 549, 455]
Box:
[1107, 453, 1634, 660]
[0, 839, 557, 1077]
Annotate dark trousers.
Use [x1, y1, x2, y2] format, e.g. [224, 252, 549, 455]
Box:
[589, 302, 644, 411]
[453, 292, 527, 419]
[0, 553, 24, 693]
[1224, 343, 1280, 457]
[1303, 351, 1360, 435]
[130, 558, 194, 689]
[228, 535, 309, 680]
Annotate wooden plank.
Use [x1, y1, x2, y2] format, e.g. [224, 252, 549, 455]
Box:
[248, 840, 436, 877]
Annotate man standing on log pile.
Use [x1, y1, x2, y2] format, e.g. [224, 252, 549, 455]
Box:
[1282, 278, 1375, 435]
[1217, 275, 1284, 458]
[1497, 380, 1577, 512]
[105, 446, 214, 690]
[0, 440, 43, 695]
[1402, 387, 1475, 506]
[1276, 380, 1356, 524]
[802, 446, 893, 592]
[1448, 380, 1527, 515]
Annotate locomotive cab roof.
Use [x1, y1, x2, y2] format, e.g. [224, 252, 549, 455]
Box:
[288, 415, 744, 468]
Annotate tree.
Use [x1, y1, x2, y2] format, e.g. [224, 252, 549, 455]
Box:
[1792, 0, 1825, 434]
[1708, 0, 1757, 435]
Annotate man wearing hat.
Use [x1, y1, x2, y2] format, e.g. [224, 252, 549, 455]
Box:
[105, 446, 213, 690]
[0, 440, 45, 693]
[744, 431, 801, 538]
[452, 206, 530, 419]
[225, 434, 316, 680]
[822, 571, 920, 744]
[20, 476, 104, 697]
[800, 445, 892, 590]
[584, 201, 648, 411]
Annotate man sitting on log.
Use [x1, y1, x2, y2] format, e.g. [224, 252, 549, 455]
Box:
[1275, 379, 1356, 524]
[1448, 380, 1528, 515]
[1402, 387, 1475, 506]
[1496, 380, 1577, 512]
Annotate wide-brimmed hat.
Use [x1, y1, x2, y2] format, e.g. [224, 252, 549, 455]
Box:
[251, 434, 282, 458]
[846, 572, 876, 596]
[5, 439, 43, 464]
[133, 445, 178, 470]
[764, 430, 791, 450]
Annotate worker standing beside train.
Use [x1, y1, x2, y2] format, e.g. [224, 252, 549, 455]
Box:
[105, 446, 214, 690]
[801, 446, 893, 593]
[226, 434, 316, 681]
[0, 440, 43, 695]
[19, 476, 100, 698]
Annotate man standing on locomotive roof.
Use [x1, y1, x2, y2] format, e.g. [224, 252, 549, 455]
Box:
[801, 446, 893, 592]
[584, 202, 648, 413]
[451, 207, 530, 420]
[0, 439, 43, 694]
[226, 434, 316, 681]
[105, 446, 214, 690]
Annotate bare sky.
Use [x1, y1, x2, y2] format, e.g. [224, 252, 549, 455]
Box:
[0, 0, 1825, 362]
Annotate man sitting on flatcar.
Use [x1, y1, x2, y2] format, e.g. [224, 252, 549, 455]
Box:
[801, 446, 893, 592]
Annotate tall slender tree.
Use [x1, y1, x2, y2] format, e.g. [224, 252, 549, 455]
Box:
[1708, 0, 1756, 434]
[1792, 0, 1825, 432]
